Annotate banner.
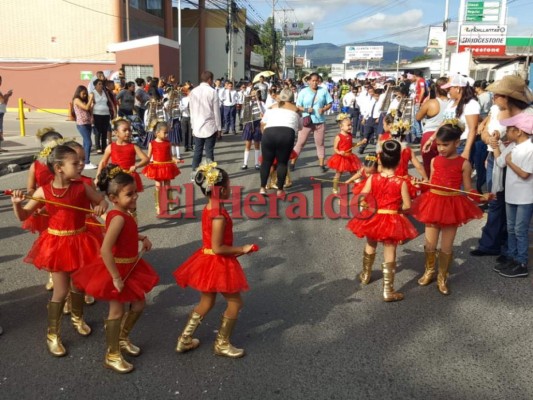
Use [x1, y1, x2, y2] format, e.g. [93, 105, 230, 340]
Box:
[458, 24, 507, 56]
[282, 23, 314, 40]
[345, 46, 383, 61]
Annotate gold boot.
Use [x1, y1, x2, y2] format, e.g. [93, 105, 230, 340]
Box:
[332, 178, 339, 194]
[284, 171, 292, 188]
[104, 318, 133, 373]
[45, 273, 54, 291]
[119, 311, 142, 356]
[359, 251, 376, 285]
[47, 300, 67, 357]
[154, 189, 160, 214]
[418, 247, 437, 286]
[63, 292, 72, 315]
[269, 169, 278, 190]
[70, 291, 91, 336]
[437, 251, 453, 295]
[176, 311, 202, 353]
[213, 316, 245, 358]
[382, 262, 404, 302]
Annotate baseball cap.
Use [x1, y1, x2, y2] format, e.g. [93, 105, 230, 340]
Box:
[499, 112, 533, 135]
[441, 74, 475, 89]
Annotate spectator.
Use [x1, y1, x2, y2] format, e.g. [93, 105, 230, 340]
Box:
[117, 81, 136, 117]
[189, 71, 221, 178]
[0, 75, 13, 152]
[72, 85, 96, 169]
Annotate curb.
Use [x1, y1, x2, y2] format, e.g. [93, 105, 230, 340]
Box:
[0, 154, 34, 177]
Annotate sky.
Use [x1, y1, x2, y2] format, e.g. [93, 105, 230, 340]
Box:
[250, 0, 533, 47]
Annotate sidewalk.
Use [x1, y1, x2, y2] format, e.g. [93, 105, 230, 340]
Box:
[0, 111, 79, 175]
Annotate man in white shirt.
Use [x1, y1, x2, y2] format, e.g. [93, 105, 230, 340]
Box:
[236, 83, 247, 132]
[342, 86, 359, 134]
[189, 71, 221, 174]
[359, 87, 380, 154]
[219, 81, 238, 135]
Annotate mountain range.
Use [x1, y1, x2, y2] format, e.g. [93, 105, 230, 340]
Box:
[288, 41, 427, 67]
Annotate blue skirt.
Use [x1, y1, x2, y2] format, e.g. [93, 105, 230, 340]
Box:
[168, 118, 182, 145]
[242, 120, 262, 142]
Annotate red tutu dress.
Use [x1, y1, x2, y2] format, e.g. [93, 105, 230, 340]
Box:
[352, 171, 370, 196]
[22, 161, 53, 233]
[347, 174, 418, 244]
[173, 207, 249, 293]
[111, 142, 144, 192]
[72, 210, 159, 302]
[142, 140, 180, 181]
[410, 156, 483, 227]
[395, 145, 420, 199]
[77, 175, 104, 242]
[23, 181, 102, 272]
[327, 133, 361, 173]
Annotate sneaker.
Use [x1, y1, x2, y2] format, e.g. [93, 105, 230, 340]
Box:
[499, 263, 528, 278]
[241, 165, 248, 170]
[493, 260, 516, 273]
[255, 164, 260, 170]
[190, 171, 196, 182]
[495, 255, 509, 264]
[84, 162, 97, 170]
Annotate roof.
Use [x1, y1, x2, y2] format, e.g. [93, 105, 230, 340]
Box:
[107, 36, 180, 53]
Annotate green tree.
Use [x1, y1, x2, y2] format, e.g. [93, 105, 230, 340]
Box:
[411, 55, 433, 63]
[252, 17, 285, 72]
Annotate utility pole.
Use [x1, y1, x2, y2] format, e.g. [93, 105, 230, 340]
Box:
[440, 0, 450, 76]
[396, 44, 400, 81]
[272, 0, 277, 73]
[226, 0, 233, 81]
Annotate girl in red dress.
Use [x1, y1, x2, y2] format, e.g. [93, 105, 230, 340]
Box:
[141, 121, 181, 214]
[346, 141, 418, 302]
[345, 152, 378, 196]
[174, 163, 256, 358]
[73, 165, 159, 373]
[96, 118, 149, 193]
[11, 145, 107, 357]
[376, 114, 394, 152]
[411, 123, 489, 295]
[23, 128, 63, 292]
[327, 113, 364, 193]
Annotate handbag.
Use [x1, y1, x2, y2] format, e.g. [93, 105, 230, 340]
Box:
[302, 90, 318, 127]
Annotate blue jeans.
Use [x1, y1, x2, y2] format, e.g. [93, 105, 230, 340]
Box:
[222, 105, 236, 133]
[478, 190, 508, 256]
[486, 153, 494, 193]
[506, 202, 533, 264]
[470, 139, 488, 192]
[76, 124, 92, 163]
[192, 133, 217, 170]
[410, 104, 422, 139]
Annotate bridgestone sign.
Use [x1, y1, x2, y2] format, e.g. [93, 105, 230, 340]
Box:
[458, 24, 507, 56]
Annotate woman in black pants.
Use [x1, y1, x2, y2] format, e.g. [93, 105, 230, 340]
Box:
[259, 88, 301, 197]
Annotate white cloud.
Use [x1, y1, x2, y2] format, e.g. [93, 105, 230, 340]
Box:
[506, 16, 519, 27]
[346, 9, 423, 34]
[291, 7, 328, 24]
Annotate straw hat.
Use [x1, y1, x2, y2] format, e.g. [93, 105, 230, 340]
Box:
[486, 75, 533, 104]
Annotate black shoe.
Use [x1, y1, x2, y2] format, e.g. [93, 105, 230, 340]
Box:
[470, 249, 496, 257]
[499, 263, 528, 278]
[358, 147, 365, 155]
[255, 164, 260, 170]
[231, 131, 237, 135]
[289, 163, 296, 172]
[493, 259, 516, 273]
[241, 165, 248, 170]
[496, 255, 509, 264]
[320, 165, 328, 173]
[185, 147, 192, 152]
[223, 131, 229, 135]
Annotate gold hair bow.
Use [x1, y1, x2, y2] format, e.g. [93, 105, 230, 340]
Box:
[108, 166, 124, 179]
[197, 161, 222, 189]
[37, 138, 65, 159]
[365, 155, 377, 162]
[442, 118, 465, 132]
[336, 113, 350, 122]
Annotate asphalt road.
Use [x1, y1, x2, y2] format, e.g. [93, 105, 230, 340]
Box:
[0, 113, 532, 399]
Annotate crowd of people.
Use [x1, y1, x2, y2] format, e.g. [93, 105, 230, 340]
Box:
[2, 68, 532, 375]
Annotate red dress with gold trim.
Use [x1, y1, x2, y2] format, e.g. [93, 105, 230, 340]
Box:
[23, 181, 102, 272]
[173, 207, 249, 293]
[327, 133, 361, 172]
[346, 174, 418, 244]
[395, 146, 420, 199]
[411, 156, 483, 227]
[72, 210, 159, 302]
[78, 175, 104, 242]
[142, 140, 180, 181]
[22, 161, 53, 233]
[111, 142, 144, 192]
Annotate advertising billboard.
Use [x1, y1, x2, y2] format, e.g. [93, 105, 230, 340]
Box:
[345, 46, 384, 61]
[282, 23, 314, 40]
[458, 24, 507, 56]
